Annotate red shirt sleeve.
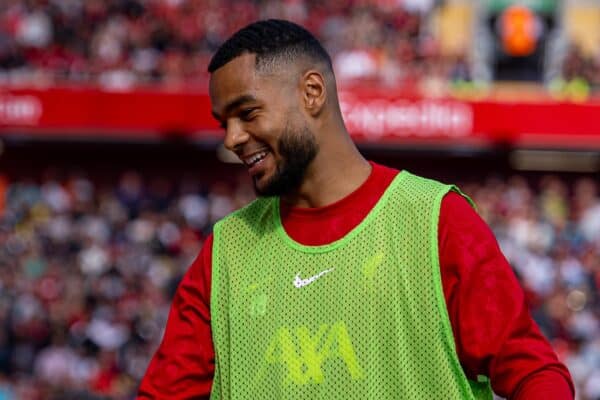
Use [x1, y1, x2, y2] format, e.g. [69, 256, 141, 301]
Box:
[137, 235, 215, 399]
[439, 191, 574, 399]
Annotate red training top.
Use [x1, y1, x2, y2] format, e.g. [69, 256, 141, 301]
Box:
[138, 162, 574, 399]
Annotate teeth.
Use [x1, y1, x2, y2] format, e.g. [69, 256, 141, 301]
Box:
[246, 151, 267, 166]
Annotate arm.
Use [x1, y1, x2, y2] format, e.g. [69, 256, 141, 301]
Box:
[137, 235, 215, 399]
[439, 192, 574, 399]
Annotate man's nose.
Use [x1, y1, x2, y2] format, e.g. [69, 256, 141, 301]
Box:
[223, 120, 250, 152]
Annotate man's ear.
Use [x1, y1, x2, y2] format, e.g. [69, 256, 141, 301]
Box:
[301, 70, 326, 117]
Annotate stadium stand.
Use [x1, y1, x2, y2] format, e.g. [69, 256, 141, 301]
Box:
[0, 0, 599, 399]
[0, 0, 467, 88]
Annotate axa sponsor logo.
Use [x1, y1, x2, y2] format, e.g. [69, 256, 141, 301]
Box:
[256, 320, 364, 385]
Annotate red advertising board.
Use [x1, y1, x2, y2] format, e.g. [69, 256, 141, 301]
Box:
[0, 87, 221, 140]
[1, 86, 600, 149]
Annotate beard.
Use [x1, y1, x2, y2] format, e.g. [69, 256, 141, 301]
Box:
[254, 123, 318, 197]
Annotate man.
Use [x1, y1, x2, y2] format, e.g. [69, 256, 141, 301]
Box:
[138, 19, 573, 399]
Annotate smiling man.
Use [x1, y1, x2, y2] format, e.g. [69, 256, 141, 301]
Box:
[208, 30, 364, 205]
[138, 20, 573, 399]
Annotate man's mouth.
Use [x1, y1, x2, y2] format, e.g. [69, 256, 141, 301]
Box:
[241, 150, 271, 177]
[243, 150, 268, 168]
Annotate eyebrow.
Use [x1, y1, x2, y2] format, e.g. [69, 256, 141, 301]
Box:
[212, 94, 258, 121]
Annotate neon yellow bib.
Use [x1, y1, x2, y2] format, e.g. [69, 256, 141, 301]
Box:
[211, 171, 492, 399]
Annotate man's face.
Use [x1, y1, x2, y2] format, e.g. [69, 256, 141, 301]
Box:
[209, 54, 318, 196]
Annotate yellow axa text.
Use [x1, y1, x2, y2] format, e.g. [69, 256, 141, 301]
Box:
[256, 320, 364, 385]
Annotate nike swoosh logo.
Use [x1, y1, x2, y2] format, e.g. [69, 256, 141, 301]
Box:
[293, 268, 335, 288]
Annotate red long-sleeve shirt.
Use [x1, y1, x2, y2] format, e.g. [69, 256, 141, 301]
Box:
[138, 162, 574, 399]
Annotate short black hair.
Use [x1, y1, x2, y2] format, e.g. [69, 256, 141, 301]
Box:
[208, 19, 332, 74]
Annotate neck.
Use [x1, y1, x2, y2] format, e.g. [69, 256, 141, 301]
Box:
[281, 135, 371, 208]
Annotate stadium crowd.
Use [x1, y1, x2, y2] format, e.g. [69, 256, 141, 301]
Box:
[0, 167, 598, 399]
[0, 168, 254, 399]
[0, 0, 466, 89]
[553, 44, 600, 100]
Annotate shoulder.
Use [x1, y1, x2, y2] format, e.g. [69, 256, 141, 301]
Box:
[439, 190, 500, 259]
[214, 197, 276, 238]
[442, 190, 476, 212]
[440, 191, 486, 232]
[399, 171, 450, 190]
[392, 171, 455, 207]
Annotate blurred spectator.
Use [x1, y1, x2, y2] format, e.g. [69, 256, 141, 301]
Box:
[562, 45, 600, 89]
[0, 0, 469, 88]
[550, 44, 600, 101]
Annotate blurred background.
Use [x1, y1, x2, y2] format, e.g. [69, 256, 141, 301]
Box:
[0, 0, 599, 399]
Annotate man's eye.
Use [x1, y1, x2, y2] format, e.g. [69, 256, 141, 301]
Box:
[240, 108, 256, 121]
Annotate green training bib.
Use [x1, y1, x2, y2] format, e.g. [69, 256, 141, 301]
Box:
[211, 171, 492, 400]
